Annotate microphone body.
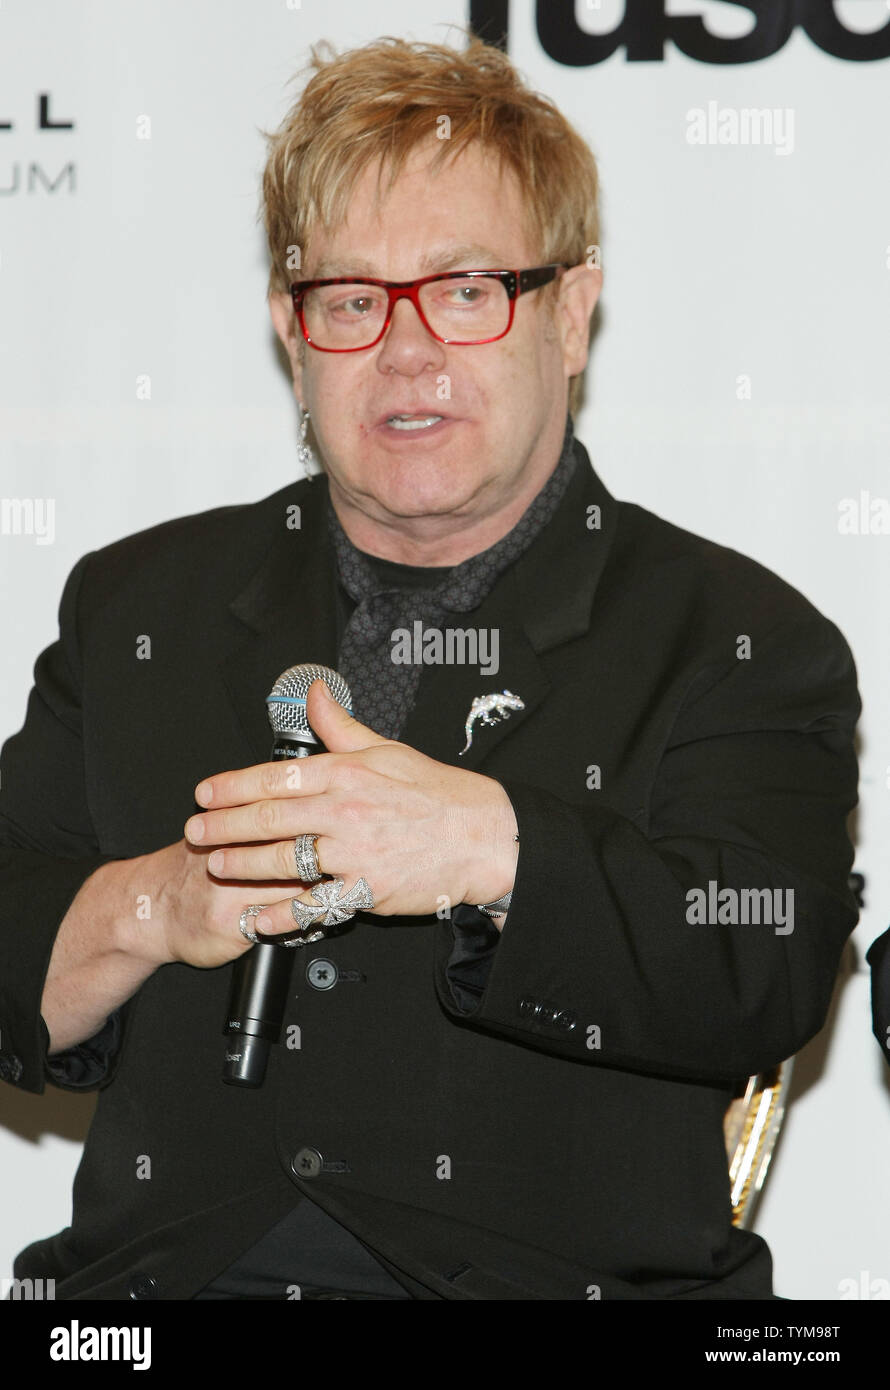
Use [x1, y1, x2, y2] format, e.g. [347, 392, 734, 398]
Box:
[221, 665, 353, 1087]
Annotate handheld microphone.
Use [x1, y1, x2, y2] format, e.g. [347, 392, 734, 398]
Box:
[222, 664, 354, 1087]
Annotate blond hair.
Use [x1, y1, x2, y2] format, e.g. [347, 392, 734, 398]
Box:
[260, 34, 600, 410]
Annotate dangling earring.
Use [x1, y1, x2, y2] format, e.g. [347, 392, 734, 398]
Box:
[297, 405, 316, 479]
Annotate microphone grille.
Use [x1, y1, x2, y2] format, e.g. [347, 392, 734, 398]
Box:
[266, 664, 353, 737]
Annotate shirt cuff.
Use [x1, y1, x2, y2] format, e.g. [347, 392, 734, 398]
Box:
[43, 1008, 123, 1090]
[443, 903, 502, 1014]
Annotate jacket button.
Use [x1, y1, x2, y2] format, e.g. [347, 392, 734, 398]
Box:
[0, 1053, 23, 1084]
[292, 1146, 324, 1179]
[128, 1273, 159, 1300]
[307, 959, 337, 991]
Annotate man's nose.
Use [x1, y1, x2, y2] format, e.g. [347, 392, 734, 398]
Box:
[376, 295, 445, 372]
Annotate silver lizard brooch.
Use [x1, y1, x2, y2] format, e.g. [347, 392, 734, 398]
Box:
[459, 690, 525, 756]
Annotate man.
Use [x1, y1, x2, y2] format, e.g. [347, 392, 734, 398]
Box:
[0, 36, 859, 1300]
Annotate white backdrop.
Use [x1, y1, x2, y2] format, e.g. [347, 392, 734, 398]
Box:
[1, 0, 888, 1300]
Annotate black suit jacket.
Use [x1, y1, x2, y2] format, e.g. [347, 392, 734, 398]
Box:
[0, 438, 860, 1299]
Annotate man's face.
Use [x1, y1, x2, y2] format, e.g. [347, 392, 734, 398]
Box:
[270, 140, 600, 546]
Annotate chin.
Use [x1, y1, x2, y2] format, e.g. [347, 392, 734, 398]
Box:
[368, 479, 479, 520]
[358, 455, 482, 515]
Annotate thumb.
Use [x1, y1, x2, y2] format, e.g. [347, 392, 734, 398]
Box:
[306, 678, 388, 751]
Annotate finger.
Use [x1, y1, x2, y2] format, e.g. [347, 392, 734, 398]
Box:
[207, 834, 340, 883]
[193, 756, 329, 812]
[253, 873, 375, 938]
[305, 678, 390, 752]
[193, 695, 400, 812]
[237, 900, 302, 941]
[253, 901, 303, 937]
[185, 793, 334, 848]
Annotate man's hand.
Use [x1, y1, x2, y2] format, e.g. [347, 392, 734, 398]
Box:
[183, 679, 519, 937]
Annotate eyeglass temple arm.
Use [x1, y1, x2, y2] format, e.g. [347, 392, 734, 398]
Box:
[517, 264, 569, 295]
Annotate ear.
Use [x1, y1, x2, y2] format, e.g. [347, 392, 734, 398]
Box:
[558, 264, 602, 379]
[269, 290, 305, 404]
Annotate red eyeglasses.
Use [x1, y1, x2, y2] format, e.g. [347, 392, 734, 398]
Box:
[289, 264, 569, 351]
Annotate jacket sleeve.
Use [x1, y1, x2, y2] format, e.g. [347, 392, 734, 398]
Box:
[0, 553, 123, 1095]
[434, 613, 860, 1084]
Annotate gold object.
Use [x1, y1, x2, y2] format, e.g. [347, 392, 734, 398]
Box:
[724, 1061, 791, 1228]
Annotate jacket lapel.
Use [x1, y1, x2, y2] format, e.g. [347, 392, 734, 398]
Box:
[218, 478, 340, 768]
[400, 439, 618, 771]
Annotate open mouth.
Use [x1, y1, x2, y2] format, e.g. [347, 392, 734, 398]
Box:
[385, 414, 445, 431]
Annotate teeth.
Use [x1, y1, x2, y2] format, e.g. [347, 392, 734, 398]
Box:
[387, 415, 443, 430]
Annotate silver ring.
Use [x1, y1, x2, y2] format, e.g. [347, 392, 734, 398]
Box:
[294, 833, 323, 883]
[279, 923, 327, 949]
[290, 876, 375, 933]
[239, 904, 268, 944]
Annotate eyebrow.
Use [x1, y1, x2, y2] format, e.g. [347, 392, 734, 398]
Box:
[308, 244, 510, 279]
